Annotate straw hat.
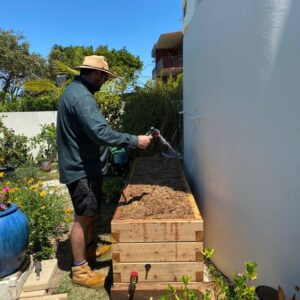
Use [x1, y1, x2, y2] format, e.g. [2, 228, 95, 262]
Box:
[73, 55, 116, 78]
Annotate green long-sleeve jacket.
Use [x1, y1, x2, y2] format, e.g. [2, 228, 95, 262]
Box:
[57, 76, 137, 184]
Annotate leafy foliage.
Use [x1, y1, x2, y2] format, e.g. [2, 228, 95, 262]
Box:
[23, 59, 75, 98]
[31, 123, 57, 161]
[121, 75, 183, 153]
[0, 29, 48, 101]
[48, 44, 143, 85]
[94, 80, 124, 129]
[9, 178, 67, 259]
[157, 275, 200, 300]
[23, 79, 56, 94]
[156, 249, 258, 300]
[203, 249, 257, 300]
[0, 94, 59, 112]
[48, 45, 93, 80]
[0, 116, 31, 167]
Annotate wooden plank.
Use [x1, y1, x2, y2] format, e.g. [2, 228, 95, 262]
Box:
[19, 290, 47, 298]
[111, 219, 203, 243]
[22, 294, 68, 300]
[112, 242, 203, 262]
[19, 290, 47, 299]
[196, 231, 204, 241]
[112, 281, 212, 290]
[23, 259, 57, 292]
[111, 282, 214, 300]
[187, 193, 202, 220]
[113, 262, 203, 282]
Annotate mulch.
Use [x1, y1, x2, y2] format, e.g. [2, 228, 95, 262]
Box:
[119, 156, 194, 219]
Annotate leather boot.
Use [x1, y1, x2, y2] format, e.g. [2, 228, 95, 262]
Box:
[86, 244, 111, 264]
[72, 262, 106, 289]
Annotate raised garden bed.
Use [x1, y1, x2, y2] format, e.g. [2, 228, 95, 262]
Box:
[111, 156, 204, 297]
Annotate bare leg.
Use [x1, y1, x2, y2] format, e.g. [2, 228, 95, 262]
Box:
[86, 216, 96, 247]
[71, 215, 94, 262]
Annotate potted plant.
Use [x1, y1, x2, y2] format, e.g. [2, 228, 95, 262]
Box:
[0, 175, 29, 277]
[31, 123, 57, 171]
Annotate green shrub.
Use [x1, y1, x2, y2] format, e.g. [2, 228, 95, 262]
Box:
[31, 123, 57, 161]
[0, 94, 58, 112]
[0, 93, 58, 112]
[155, 249, 258, 300]
[14, 161, 39, 180]
[0, 116, 31, 167]
[10, 178, 66, 260]
[95, 81, 124, 129]
[158, 275, 200, 300]
[121, 75, 183, 154]
[202, 249, 257, 300]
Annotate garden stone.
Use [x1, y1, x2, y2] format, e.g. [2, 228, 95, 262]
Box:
[0, 255, 33, 300]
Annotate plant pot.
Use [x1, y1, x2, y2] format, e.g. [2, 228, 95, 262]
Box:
[256, 285, 279, 300]
[0, 203, 29, 277]
[39, 160, 51, 172]
[0, 165, 16, 179]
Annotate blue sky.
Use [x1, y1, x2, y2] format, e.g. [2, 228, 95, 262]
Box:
[0, 0, 182, 84]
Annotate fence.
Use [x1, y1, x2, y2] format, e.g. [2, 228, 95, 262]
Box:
[0, 111, 57, 159]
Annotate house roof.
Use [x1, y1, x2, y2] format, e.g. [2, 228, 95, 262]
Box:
[152, 31, 183, 56]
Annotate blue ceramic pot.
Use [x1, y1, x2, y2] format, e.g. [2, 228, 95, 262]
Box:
[0, 203, 29, 277]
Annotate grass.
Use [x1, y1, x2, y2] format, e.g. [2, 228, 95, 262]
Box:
[15, 161, 60, 181]
[55, 273, 110, 300]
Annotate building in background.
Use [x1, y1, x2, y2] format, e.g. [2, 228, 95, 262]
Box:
[152, 31, 183, 81]
[183, 0, 300, 297]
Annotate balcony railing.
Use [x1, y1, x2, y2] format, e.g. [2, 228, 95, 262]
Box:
[152, 55, 183, 78]
[156, 55, 183, 74]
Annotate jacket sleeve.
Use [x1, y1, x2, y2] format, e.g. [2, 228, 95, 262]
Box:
[74, 94, 138, 147]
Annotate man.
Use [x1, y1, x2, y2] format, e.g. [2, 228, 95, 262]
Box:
[57, 55, 152, 289]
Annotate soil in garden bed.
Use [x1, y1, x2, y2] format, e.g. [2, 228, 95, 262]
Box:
[119, 156, 194, 219]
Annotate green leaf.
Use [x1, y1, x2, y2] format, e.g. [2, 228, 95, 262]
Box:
[201, 248, 215, 259]
[245, 261, 257, 280]
[23, 79, 56, 93]
[52, 60, 79, 76]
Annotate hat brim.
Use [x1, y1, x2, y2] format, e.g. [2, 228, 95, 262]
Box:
[73, 65, 117, 78]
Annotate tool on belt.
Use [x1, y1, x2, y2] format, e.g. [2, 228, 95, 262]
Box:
[146, 127, 181, 159]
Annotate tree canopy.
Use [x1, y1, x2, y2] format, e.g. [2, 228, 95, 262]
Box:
[48, 44, 143, 85]
[0, 29, 48, 101]
[0, 29, 145, 122]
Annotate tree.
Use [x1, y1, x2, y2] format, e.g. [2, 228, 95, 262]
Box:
[48, 45, 93, 81]
[0, 29, 48, 101]
[48, 44, 143, 87]
[25, 45, 144, 128]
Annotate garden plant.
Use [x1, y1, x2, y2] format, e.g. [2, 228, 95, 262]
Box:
[155, 248, 258, 300]
[0, 116, 31, 167]
[0, 172, 70, 260]
[31, 122, 57, 162]
[121, 75, 183, 154]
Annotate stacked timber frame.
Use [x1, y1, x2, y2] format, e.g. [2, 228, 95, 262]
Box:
[111, 157, 204, 296]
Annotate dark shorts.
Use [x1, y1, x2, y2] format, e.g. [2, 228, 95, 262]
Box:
[67, 176, 103, 216]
